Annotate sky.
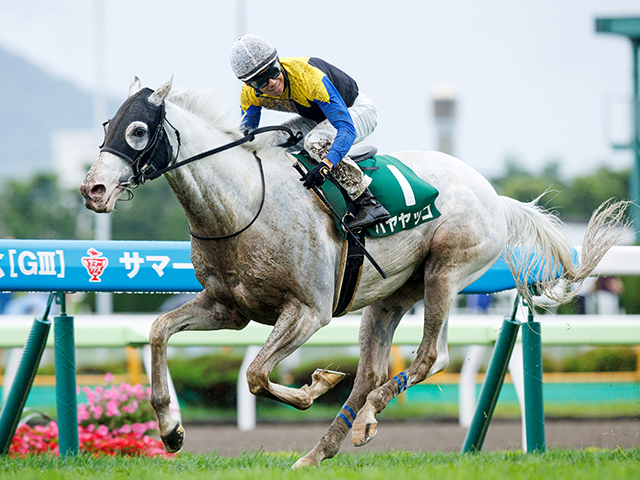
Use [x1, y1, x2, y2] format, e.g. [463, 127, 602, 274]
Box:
[0, 0, 638, 180]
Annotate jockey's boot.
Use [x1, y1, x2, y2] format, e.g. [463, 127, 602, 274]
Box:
[346, 188, 390, 230]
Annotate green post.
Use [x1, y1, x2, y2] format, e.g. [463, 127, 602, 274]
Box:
[461, 310, 521, 453]
[595, 18, 640, 240]
[53, 293, 79, 456]
[633, 38, 640, 240]
[0, 293, 54, 455]
[522, 306, 545, 452]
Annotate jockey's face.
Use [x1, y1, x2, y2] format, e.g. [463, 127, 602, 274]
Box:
[257, 72, 285, 97]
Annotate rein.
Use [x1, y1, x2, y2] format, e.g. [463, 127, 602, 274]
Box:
[166, 125, 301, 240]
[142, 124, 302, 183]
[187, 151, 266, 241]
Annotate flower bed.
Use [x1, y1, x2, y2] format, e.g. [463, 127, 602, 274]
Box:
[10, 374, 171, 458]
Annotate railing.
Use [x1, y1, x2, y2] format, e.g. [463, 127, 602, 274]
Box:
[3, 313, 640, 349]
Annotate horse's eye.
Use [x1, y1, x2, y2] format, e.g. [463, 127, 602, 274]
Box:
[133, 128, 146, 137]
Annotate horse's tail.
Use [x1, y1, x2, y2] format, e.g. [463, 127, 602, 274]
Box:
[499, 195, 631, 307]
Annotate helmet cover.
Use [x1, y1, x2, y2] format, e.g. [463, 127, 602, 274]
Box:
[230, 34, 278, 81]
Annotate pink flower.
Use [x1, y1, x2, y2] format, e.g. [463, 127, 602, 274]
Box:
[104, 372, 115, 384]
[132, 423, 147, 437]
[121, 401, 138, 414]
[118, 424, 132, 434]
[133, 385, 146, 400]
[105, 399, 120, 417]
[92, 405, 103, 420]
[96, 424, 109, 437]
[77, 404, 90, 422]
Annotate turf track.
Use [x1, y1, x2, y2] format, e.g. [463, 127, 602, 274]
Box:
[1, 449, 640, 480]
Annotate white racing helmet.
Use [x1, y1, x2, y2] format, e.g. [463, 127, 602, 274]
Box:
[230, 34, 278, 82]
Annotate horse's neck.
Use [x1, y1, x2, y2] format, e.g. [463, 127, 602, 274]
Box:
[163, 103, 262, 237]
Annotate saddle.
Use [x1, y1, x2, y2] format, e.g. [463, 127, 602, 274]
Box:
[294, 148, 441, 238]
[349, 144, 378, 163]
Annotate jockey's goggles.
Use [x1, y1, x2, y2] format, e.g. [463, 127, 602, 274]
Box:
[247, 62, 282, 90]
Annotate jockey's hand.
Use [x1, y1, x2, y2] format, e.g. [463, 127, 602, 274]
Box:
[302, 162, 331, 189]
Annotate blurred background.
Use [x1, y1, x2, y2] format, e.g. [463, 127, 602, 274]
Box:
[1, 0, 638, 311]
[1, 1, 639, 426]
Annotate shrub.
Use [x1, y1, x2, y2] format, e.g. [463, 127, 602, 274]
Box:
[10, 422, 169, 458]
[10, 374, 170, 458]
[167, 353, 245, 408]
[77, 373, 156, 431]
[561, 347, 637, 372]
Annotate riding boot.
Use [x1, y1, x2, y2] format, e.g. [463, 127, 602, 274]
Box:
[346, 188, 390, 230]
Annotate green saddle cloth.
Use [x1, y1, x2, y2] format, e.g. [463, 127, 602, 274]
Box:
[294, 153, 441, 238]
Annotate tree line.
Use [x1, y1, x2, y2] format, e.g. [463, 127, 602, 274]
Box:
[490, 158, 629, 223]
[0, 159, 631, 241]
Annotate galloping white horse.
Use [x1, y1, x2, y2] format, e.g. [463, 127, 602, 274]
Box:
[80, 77, 628, 468]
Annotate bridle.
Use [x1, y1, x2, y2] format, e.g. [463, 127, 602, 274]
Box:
[100, 88, 302, 240]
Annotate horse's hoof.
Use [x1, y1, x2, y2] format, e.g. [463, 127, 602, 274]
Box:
[351, 421, 377, 447]
[291, 456, 319, 469]
[160, 422, 185, 453]
[313, 368, 346, 389]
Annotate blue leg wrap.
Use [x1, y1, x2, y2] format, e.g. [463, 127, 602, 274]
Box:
[393, 371, 408, 393]
[337, 404, 357, 429]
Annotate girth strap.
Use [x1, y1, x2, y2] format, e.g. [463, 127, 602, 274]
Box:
[332, 230, 366, 317]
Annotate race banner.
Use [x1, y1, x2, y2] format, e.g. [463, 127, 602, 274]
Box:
[0, 240, 202, 293]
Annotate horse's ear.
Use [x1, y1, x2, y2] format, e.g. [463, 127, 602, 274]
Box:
[148, 75, 173, 107]
[129, 76, 143, 97]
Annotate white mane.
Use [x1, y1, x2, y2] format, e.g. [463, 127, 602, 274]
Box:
[166, 86, 269, 151]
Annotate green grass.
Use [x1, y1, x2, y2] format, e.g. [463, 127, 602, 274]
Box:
[1, 449, 639, 480]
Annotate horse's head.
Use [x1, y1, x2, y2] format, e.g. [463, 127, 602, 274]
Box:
[80, 76, 173, 212]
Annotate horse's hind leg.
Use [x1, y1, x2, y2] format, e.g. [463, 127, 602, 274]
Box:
[293, 284, 422, 468]
[149, 292, 249, 453]
[351, 270, 456, 447]
[350, 229, 502, 446]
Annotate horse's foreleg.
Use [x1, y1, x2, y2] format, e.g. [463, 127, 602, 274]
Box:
[149, 292, 248, 453]
[244, 301, 339, 410]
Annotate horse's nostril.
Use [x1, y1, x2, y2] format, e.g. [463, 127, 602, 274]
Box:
[90, 184, 106, 199]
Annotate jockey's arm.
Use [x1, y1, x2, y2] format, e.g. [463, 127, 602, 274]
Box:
[315, 78, 356, 168]
[240, 104, 262, 132]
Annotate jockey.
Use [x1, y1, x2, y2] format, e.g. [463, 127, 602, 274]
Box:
[230, 34, 390, 231]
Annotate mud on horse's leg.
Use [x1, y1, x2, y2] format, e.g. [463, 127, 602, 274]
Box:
[293, 293, 419, 469]
[351, 305, 451, 447]
[244, 301, 346, 410]
[148, 293, 249, 453]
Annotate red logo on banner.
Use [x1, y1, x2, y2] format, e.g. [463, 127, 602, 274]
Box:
[81, 248, 109, 282]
